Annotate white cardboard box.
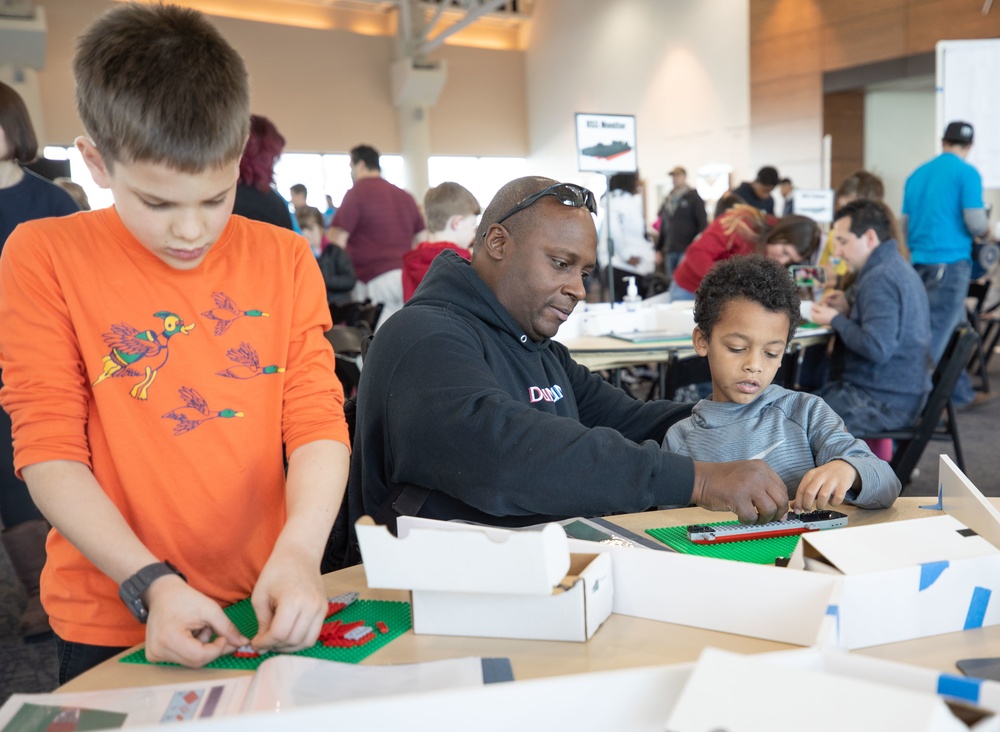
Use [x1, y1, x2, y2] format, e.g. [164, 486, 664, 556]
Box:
[565, 536, 839, 646]
[356, 516, 613, 642]
[116, 649, 999, 732]
[665, 648, 997, 732]
[562, 457, 1000, 650]
[802, 458, 1000, 650]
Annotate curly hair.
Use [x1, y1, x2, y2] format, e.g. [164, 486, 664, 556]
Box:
[694, 254, 800, 343]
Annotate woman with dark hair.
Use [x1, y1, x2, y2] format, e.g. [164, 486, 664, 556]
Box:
[232, 114, 295, 230]
[0, 82, 79, 244]
[669, 206, 820, 301]
[0, 81, 79, 640]
[598, 171, 655, 300]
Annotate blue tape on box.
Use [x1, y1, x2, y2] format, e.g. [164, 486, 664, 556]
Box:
[919, 561, 949, 591]
[965, 586, 992, 630]
[938, 673, 983, 705]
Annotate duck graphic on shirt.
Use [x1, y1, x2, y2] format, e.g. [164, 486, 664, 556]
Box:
[216, 342, 285, 380]
[162, 386, 245, 435]
[202, 291, 269, 336]
[92, 311, 194, 400]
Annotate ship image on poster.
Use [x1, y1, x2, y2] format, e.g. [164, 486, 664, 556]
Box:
[581, 140, 633, 160]
[575, 113, 637, 174]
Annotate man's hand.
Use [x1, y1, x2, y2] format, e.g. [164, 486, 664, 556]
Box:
[144, 576, 247, 667]
[250, 545, 327, 654]
[690, 459, 788, 524]
[811, 290, 848, 326]
[793, 460, 859, 513]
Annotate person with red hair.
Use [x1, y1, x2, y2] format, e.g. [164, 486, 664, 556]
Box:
[232, 114, 295, 230]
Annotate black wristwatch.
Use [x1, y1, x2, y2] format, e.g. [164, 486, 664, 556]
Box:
[118, 561, 187, 623]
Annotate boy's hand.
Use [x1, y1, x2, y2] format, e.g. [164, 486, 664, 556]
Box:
[250, 545, 327, 653]
[793, 460, 859, 512]
[144, 576, 248, 667]
[691, 459, 789, 524]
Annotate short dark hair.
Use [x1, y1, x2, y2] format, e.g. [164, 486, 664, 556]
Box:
[608, 172, 638, 195]
[350, 145, 381, 171]
[779, 178, 792, 186]
[475, 175, 558, 247]
[695, 255, 800, 343]
[756, 166, 780, 187]
[74, 3, 249, 172]
[834, 199, 892, 243]
[295, 205, 324, 231]
[714, 192, 744, 218]
[0, 82, 38, 163]
[424, 182, 480, 232]
[290, 183, 307, 196]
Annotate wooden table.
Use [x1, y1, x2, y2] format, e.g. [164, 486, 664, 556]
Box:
[62, 496, 1000, 693]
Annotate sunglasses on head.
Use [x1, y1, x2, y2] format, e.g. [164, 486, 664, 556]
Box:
[495, 183, 598, 226]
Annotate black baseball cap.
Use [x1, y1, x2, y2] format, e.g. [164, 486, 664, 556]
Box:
[943, 121, 974, 145]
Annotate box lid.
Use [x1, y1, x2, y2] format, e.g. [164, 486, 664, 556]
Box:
[356, 516, 571, 595]
[803, 515, 998, 575]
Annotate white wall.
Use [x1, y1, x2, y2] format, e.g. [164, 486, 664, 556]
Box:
[523, 0, 750, 221]
[864, 88, 937, 215]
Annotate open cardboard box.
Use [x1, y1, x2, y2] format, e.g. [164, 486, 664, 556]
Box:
[355, 516, 613, 642]
[802, 456, 1000, 649]
[561, 456, 1000, 650]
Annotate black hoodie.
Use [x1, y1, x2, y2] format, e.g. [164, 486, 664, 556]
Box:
[349, 250, 695, 531]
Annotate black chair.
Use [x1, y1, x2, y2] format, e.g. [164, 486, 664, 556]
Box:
[321, 396, 357, 574]
[966, 281, 991, 393]
[857, 325, 979, 490]
[330, 300, 383, 332]
[325, 324, 373, 398]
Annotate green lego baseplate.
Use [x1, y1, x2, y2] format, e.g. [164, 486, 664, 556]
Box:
[645, 522, 800, 565]
[120, 596, 411, 670]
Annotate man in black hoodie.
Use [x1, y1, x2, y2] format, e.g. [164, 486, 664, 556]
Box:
[348, 176, 788, 539]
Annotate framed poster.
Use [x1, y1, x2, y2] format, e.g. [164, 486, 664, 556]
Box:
[575, 113, 637, 174]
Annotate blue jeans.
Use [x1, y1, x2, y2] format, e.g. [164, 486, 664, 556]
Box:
[815, 380, 920, 434]
[914, 261, 974, 404]
[56, 635, 129, 685]
[666, 252, 684, 278]
[669, 281, 696, 301]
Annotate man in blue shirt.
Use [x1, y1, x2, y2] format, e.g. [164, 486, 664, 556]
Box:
[901, 121, 988, 406]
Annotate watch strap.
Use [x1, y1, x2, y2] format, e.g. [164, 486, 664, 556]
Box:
[118, 561, 187, 623]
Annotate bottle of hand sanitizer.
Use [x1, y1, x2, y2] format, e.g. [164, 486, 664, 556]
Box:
[622, 276, 642, 311]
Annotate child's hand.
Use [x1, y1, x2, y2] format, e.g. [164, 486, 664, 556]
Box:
[250, 545, 327, 653]
[793, 460, 859, 512]
[144, 576, 248, 667]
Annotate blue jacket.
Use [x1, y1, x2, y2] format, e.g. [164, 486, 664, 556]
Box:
[831, 239, 932, 413]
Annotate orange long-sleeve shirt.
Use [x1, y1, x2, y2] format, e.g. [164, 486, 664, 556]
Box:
[0, 208, 349, 646]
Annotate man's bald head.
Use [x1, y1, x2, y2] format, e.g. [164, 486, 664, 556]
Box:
[474, 175, 558, 250]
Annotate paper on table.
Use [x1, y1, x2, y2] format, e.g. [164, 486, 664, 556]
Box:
[0, 676, 252, 730]
[243, 656, 513, 713]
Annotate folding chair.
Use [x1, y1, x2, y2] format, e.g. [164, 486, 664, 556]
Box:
[325, 324, 373, 398]
[857, 325, 979, 490]
[965, 281, 991, 393]
[330, 300, 384, 331]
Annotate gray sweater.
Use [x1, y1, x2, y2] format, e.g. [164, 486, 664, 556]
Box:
[664, 384, 900, 509]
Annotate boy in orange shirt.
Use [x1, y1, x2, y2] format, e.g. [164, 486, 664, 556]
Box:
[0, 3, 350, 682]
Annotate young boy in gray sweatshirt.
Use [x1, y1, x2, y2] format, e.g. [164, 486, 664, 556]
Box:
[663, 255, 900, 512]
